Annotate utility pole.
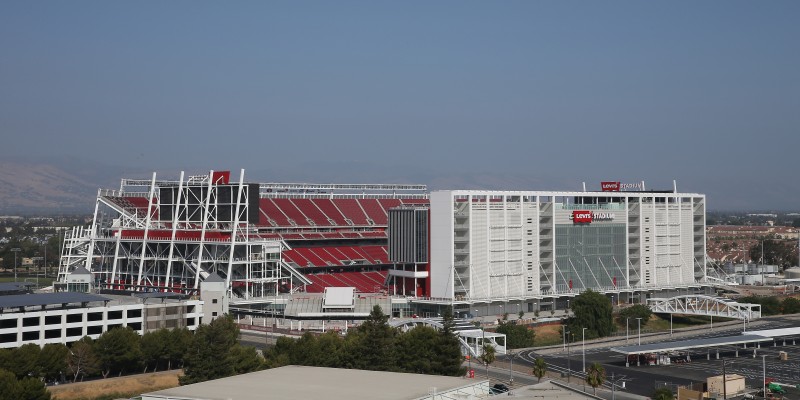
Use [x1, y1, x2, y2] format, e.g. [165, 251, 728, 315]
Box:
[566, 330, 571, 383]
[722, 359, 727, 400]
[11, 248, 21, 282]
[582, 327, 587, 373]
[636, 318, 642, 345]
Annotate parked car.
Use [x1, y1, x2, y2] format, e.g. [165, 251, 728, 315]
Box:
[491, 383, 510, 394]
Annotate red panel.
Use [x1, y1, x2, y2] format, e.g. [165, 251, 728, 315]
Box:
[212, 171, 231, 184]
[601, 181, 620, 191]
[571, 210, 593, 224]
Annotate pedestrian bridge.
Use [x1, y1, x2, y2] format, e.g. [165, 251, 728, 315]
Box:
[647, 295, 761, 321]
[390, 318, 507, 357]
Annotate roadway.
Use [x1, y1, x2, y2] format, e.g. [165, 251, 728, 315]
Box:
[508, 314, 800, 398]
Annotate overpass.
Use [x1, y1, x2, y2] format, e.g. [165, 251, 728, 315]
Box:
[647, 295, 761, 321]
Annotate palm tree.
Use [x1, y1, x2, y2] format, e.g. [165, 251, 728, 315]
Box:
[480, 343, 496, 381]
[652, 387, 674, 400]
[532, 357, 547, 383]
[585, 362, 606, 395]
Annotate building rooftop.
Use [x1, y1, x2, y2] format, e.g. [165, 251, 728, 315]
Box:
[0, 292, 109, 310]
[143, 365, 483, 400]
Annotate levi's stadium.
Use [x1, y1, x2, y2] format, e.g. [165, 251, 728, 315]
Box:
[55, 169, 715, 329]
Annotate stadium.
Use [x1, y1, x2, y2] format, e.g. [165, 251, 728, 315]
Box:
[56, 170, 713, 320]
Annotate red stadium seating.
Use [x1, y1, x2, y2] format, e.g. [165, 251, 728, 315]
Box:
[260, 199, 291, 226]
[303, 271, 388, 293]
[290, 199, 332, 226]
[310, 199, 349, 226]
[377, 198, 402, 215]
[359, 199, 385, 225]
[400, 198, 429, 205]
[273, 198, 311, 226]
[334, 199, 370, 225]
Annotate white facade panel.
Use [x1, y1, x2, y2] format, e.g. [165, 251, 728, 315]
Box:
[429, 189, 707, 301]
[430, 191, 454, 299]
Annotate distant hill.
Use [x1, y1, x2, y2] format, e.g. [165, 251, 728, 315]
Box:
[0, 158, 135, 215]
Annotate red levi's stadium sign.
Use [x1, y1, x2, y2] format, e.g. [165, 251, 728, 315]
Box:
[601, 181, 620, 191]
[572, 210, 593, 224]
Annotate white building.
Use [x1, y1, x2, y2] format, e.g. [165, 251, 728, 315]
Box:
[428, 187, 706, 311]
[0, 292, 202, 349]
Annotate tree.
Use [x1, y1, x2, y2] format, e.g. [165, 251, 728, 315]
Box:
[313, 331, 344, 368]
[166, 327, 192, 369]
[0, 369, 21, 400]
[783, 297, 800, 314]
[39, 343, 69, 382]
[180, 316, 240, 385]
[350, 305, 397, 371]
[532, 357, 547, 383]
[17, 377, 51, 400]
[618, 304, 652, 327]
[395, 326, 442, 375]
[568, 289, 614, 339]
[263, 336, 295, 369]
[495, 322, 535, 349]
[9, 344, 42, 379]
[750, 240, 799, 268]
[67, 338, 99, 382]
[480, 342, 496, 380]
[585, 362, 606, 395]
[653, 387, 675, 400]
[739, 296, 781, 316]
[141, 330, 168, 373]
[230, 345, 264, 374]
[94, 326, 142, 377]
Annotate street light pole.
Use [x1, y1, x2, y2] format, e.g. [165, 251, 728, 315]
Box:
[762, 354, 766, 399]
[722, 359, 727, 400]
[636, 318, 642, 346]
[11, 248, 21, 282]
[582, 327, 587, 373]
[482, 328, 488, 384]
[626, 318, 630, 343]
[567, 331, 572, 383]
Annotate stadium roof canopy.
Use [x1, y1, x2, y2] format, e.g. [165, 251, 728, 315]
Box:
[142, 365, 488, 400]
[746, 328, 800, 338]
[610, 334, 772, 355]
[0, 282, 35, 293]
[0, 292, 109, 310]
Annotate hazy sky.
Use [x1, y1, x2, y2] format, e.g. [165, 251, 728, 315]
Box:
[1, 1, 798, 210]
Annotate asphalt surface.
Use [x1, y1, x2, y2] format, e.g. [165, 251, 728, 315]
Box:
[509, 315, 800, 399]
[239, 315, 800, 398]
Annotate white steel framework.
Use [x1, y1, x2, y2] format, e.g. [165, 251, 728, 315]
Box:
[58, 170, 310, 299]
[647, 295, 761, 320]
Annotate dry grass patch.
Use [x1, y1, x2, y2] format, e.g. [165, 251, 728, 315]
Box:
[49, 370, 182, 400]
[533, 324, 563, 347]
